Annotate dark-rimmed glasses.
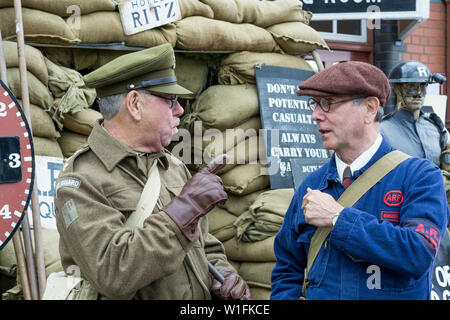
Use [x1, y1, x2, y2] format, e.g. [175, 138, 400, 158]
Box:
[151, 92, 178, 109]
[307, 96, 364, 113]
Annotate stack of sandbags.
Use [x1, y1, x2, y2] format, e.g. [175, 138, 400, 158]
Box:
[41, 56, 100, 158]
[218, 51, 314, 85]
[0, 229, 63, 300]
[0, 8, 80, 45]
[2, 41, 62, 158]
[58, 107, 102, 158]
[221, 189, 294, 299]
[234, 189, 294, 242]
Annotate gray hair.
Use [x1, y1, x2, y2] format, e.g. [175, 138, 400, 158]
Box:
[97, 90, 153, 120]
[97, 92, 127, 120]
[352, 97, 384, 123]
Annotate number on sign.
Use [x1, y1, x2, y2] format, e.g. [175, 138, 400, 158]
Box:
[0, 204, 12, 219]
[0, 102, 6, 117]
[8, 153, 21, 168]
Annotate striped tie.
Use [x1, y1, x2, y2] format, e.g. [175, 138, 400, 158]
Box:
[342, 166, 352, 189]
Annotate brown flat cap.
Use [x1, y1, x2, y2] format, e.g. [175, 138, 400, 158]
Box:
[297, 61, 390, 106]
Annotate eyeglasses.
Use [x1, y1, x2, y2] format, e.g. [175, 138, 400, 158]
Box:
[151, 92, 178, 109]
[307, 96, 364, 113]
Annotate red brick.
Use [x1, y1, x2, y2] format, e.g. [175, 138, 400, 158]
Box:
[430, 3, 445, 12]
[420, 55, 429, 63]
[411, 36, 421, 45]
[428, 64, 445, 74]
[422, 20, 446, 29]
[425, 46, 445, 55]
[428, 55, 445, 65]
[428, 38, 445, 47]
[407, 44, 424, 54]
[403, 53, 412, 61]
[423, 28, 444, 38]
[430, 10, 445, 20]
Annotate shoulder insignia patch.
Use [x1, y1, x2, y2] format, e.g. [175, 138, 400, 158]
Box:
[55, 178, 81, 199]
[61, 199, 79, 229]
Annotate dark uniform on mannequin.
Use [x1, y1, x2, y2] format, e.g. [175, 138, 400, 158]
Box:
[53, 44, 251, 300]
[380, 61, 449, 169]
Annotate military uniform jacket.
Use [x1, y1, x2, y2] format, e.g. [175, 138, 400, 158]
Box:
[380, 108, 449, 167]
[54, 121, 232, 300]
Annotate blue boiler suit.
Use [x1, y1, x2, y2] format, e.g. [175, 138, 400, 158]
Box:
[271, 137, 449, 300]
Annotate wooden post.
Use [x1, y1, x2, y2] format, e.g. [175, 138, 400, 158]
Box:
[0, 32, 32, 301]
[13, 0, 47, 299]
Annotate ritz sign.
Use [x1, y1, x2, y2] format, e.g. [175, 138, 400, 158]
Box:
[303, 0, 429, 21]
[119, 0, 181, 35]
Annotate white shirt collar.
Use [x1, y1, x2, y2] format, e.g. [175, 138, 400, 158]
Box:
[335, 134, 383, 182]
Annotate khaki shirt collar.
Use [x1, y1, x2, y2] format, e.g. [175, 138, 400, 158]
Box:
[88, 120, 169, 172]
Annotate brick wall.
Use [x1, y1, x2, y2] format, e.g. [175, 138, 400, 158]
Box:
[373, 1, 446, 111]
[402, 1, 446, 75]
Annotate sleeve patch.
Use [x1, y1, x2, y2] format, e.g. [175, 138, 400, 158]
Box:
[402, 218, 442, 255]
[55, 178, 81, 198]
[61, 199, 79, 229]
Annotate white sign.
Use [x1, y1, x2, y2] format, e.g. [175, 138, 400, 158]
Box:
[28, 156, 64, 230]
[119, 0, 181, 36]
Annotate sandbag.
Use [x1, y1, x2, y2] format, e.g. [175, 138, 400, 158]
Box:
[63, 108, 102, 136]
[249, 286, 271, 300]
[267, 22, 329, 54]
[221, 163, 270, 196]
[234, 189, 293, 242]
[125, 24, 176, 47]
[218, 51, 314, 85]
[238, 262, 275, 289]
[0, 0, 117, 17]
[69, 11, 124, 43]
[218, 189, 267, 217]
[33, 136, 64, 158]
[200, 0, 311, 27]
[57, 130, 88, 158]
[45, 58, 97, 129]
[2, 40, 48, 85]
[0, 229, 62, 278]
[181, 85, 260, 132]
[7, 68, 54, 110]
[223, 235, 275, 262]
[176, 16, 281, 52]
[0, 229, 63, 300]
[207, 206, 237, 242]
[41, 47, 74, 69]
[73, 49, 128, 71]
[24, 101, 60, 139]
[179, 0, 214, 19]
[0, 8, 80, 45]
[175, 54, 209, 99]
[218, 136, 262, 175]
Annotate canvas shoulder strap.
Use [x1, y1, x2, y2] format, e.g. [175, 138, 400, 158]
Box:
[301, 150, 411, 298]
[122, 160, 161, 228]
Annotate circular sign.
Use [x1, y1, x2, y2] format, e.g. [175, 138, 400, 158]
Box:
[0, 79, 34, 250]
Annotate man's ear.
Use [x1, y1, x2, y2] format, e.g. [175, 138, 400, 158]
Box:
[364, 97, 380, 124]
[125, 90, 143, 121]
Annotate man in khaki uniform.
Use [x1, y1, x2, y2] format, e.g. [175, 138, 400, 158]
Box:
[54, 44, 250, 300]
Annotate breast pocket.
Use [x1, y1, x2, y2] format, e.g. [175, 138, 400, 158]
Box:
[106, 186, 141, 212]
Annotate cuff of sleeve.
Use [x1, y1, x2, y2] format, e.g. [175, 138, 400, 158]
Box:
[330, 207, 360, 250]
[163, 210, 199, 246]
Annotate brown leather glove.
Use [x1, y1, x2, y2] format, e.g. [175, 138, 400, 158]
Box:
[211, 268, 252, 300]
[163, 155, 228, 241]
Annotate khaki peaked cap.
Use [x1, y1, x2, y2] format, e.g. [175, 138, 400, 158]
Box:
[83, 43, 192, 98]
[296, 61, 390, 106]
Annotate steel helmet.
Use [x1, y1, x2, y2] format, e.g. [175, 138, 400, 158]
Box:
[388, 61, 446, 84]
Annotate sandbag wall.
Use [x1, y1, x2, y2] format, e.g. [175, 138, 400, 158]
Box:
[0, 0, 327, 299]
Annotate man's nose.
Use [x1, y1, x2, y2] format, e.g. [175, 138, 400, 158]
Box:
[311, 105, 324, 122]
[173, 101, 184, 117]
